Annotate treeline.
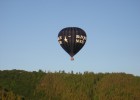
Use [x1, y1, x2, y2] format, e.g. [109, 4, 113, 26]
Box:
[0, 70, 140, 100]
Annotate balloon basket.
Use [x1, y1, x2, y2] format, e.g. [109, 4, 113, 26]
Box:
[71, 57, 74, 61]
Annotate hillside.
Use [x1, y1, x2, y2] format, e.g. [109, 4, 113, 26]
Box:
[0, 70, 140, 100]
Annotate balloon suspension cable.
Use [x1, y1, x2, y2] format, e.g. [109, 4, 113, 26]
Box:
[71, 57, 74, 61]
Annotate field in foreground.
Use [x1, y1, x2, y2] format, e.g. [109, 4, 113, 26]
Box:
[0, 70, 140, 100]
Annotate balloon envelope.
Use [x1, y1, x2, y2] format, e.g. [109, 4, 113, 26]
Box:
[58, 27, 87, 60]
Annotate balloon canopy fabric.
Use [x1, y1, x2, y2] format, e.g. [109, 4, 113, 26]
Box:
[58, 27, 87, 60]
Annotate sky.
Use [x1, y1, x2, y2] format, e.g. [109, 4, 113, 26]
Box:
[0, 0, 140, 76]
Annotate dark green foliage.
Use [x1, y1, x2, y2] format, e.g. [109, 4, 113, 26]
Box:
[0, 70, 140, 100]
[0, 86, 24, 100]
[0, 69, 45, 100]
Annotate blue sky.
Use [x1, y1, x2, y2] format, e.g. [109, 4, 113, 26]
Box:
[0, 0, 140, 76]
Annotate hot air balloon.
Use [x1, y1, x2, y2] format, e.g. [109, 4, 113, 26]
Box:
[58, 27, 87, 60]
